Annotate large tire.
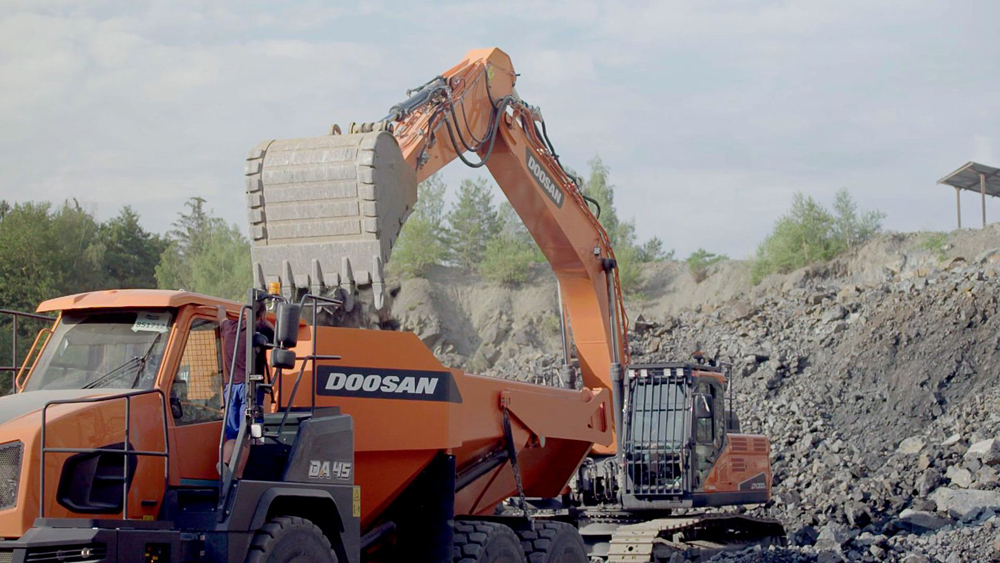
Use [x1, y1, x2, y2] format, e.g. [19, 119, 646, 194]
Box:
[516, 521, 588, 563]
[454, 521, 527, 563]
[246, 516, 337, 563]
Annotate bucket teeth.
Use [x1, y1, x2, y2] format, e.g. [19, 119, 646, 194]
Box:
[246, 130, 417, 311]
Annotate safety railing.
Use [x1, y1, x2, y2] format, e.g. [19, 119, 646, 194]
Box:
[216, 291, 341, 515]
[0, 309, 55, 392]
[623, 368, 691, 501]
[276, 293, 342, 436]
[39, 388, 170, 519]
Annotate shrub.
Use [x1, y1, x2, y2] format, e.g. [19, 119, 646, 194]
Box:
[479, 232, 536, 285]
[752, 190, 883, 284]
[686, 248, 727, 283]
[919, 232, 949, 261]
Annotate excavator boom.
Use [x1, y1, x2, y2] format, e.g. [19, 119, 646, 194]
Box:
[246, 47, 628, 396]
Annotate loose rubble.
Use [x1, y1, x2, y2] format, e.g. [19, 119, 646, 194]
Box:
[389, 228, 1000, 561]
[637, 240, 1000, 562]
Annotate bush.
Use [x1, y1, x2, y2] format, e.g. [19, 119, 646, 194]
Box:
[752, 190, 884, 284]
[919, 232, 949, 261]
[393, 217, 446, 278]
[479, 232, 536, 285]
[686, 248, 727, 283]
[391, 175, 448, 278]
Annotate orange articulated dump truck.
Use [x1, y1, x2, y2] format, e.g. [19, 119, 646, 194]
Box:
[0, 48, 782, 563]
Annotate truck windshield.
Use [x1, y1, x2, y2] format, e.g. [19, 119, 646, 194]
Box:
[23, 310, 173, 392]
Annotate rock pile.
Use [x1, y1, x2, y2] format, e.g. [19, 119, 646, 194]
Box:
[388, 230, 1000, 560]
[632, 251, 1000, 562]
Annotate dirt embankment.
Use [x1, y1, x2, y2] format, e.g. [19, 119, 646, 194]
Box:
[389, 225, 1000, 561]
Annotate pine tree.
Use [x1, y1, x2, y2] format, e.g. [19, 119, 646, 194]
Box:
[100, 206, 165, 289]
[393, 175, 449, 278]
[445, 178, 501, 269]
[156, 197, 251, 299]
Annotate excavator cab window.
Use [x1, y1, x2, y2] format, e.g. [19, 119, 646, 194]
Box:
[693, 380, 724, 488]
[694, 393, 715, 444]
[169, 318, 225, 425]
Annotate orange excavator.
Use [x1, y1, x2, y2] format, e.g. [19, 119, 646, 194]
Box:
[0, 48, 782, 563]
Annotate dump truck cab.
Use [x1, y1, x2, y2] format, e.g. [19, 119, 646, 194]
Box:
[0, 290, 361, 563]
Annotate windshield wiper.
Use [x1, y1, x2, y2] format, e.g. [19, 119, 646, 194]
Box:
[128, 333, 164, 388]
[82, 333, 163, 390]
[82, 356, 144, 389]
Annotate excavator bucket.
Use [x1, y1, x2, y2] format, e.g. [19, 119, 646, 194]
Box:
[245, 130, 417, 310]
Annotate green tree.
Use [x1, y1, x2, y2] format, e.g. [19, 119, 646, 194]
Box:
[100, 206, 166, 289]
[188, 223, 252, 301]
[478, 200, 542, 284]
[156, 198, 251, 300]
[638, 236, 673, 262]
[393, 174, 449, 278]
[582, 156, 621, 245]
[0, 200, 106, 312]
[0, 200, 109, 390]
[580, 157, 673, 293]
[445, 177, 501, 269]
[752, 190, 884, 283]
[479, 231, 537, 285]
[832, 188, 885, 252]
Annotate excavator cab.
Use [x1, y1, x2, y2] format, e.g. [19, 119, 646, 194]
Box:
[616, 362, 774, 513]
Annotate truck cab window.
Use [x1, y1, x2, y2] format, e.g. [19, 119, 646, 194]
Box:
[24, 310, 173, 391]
[170, 319, 224, 425]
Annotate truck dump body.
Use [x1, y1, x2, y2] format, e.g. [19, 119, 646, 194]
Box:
[277, 326, 613, 530]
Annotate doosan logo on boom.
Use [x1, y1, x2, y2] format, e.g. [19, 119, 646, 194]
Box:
[325, 372, 439, 395]
[526, 149, 564, 207]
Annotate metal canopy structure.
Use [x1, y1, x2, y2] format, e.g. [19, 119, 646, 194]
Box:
[938, 161, 1000, 229]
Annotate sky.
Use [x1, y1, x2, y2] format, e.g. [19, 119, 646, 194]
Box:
[1, 0, 999, 258]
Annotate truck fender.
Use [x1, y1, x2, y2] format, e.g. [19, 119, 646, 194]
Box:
[249, 487, 345, 534]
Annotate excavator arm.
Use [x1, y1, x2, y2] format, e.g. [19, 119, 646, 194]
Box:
[245, 47, 628, 396]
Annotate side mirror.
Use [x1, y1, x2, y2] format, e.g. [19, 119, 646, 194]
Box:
[169, 396, 184, 420]
[694, 394, 713, 419]
[270, 348, 297, 370]
[275, 303, 301, 349]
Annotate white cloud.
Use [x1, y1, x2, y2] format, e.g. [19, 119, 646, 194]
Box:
[1, 0, 999, 257]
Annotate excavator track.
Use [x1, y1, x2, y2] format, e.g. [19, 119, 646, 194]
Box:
[606, 514, 786, 562]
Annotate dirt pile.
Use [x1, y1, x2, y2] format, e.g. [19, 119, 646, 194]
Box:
[388, 226, 1000, 562]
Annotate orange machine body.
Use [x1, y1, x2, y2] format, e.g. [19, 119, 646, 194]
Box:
[275, 326, 612, 531]
[0, 290, 612, 539]
[700, 434, 773, 499]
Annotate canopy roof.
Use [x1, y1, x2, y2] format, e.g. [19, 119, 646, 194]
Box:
[938, 161, 1000, 197]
